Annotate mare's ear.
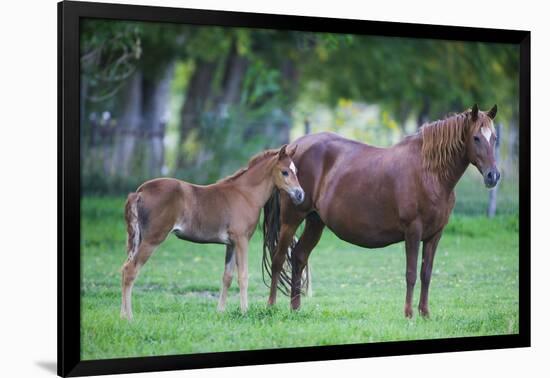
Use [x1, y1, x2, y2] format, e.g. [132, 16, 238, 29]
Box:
[278, 144, 289, 160]
[487, 104, 498, 120]
[471, 104, 479, 121]
[287, 144, 298, 157]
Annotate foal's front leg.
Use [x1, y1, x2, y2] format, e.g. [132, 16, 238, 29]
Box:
[234, 237, 249, 313]
[217, 244, 236, 312]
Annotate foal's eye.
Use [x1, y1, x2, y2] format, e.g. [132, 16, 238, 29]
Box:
[281, 170, 289, 177]
[474, 136, 481, 143]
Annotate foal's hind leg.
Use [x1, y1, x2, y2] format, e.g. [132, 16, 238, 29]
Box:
[418, 230, 443, 318]
[290, 213, 325, 310]
[121, 241, 157, 320]
[217, 245, 236, 312]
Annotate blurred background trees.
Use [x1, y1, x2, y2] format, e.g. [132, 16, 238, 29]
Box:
[80, 20, 519, 215]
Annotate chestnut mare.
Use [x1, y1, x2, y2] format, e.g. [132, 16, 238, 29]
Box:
[263, 105, 499, 318]
[121, 144, 305, 320]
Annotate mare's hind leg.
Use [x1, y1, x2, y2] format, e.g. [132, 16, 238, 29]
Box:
[290, 213, 325, 310]
[418, 230, 443, 317]
[121, 241, 158, 320]
[217, 245, 236, 312]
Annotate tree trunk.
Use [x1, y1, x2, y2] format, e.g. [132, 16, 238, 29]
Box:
[113, 70, 143, 177]
[215, 40, 248, 117]
[506, 106, 519, 171]
[304, 118, 311, 135]
[487, 123, 502, 218]
[417, 96, 431, 128]
[176, 59, 217, 170]
[141, 63, 175, 178]
[276, 59, 299, 144]
[396, 102, 411, 134]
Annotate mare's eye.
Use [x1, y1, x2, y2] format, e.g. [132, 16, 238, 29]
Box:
[474, 136, 480, 143]
[282, 170, 289, 177]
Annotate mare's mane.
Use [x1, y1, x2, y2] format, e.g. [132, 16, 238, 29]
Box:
[420, 110, 492, 179]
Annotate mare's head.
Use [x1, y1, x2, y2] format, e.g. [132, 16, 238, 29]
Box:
[465, 104, 500, 188]
[272, 144, 305, 205]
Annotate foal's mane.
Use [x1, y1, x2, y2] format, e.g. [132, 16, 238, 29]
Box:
[217, 148, 279, 183]
[420, 110, 490, 179]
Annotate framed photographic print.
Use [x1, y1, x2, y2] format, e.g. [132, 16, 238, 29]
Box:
[58, 0, 530, 376]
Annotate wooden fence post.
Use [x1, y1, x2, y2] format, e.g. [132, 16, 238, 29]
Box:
[487, 123, 502, 217]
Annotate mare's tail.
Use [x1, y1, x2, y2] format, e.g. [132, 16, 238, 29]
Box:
[124, 192, 141, 261]
[262, 190, 310, 296]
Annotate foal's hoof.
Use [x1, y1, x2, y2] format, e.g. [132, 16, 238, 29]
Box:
[404, 306, 413, 318]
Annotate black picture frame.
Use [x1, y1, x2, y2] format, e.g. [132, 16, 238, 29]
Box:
[58, 1, 531, 376]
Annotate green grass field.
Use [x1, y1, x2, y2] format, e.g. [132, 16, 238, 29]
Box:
[81, 194, 519, 360]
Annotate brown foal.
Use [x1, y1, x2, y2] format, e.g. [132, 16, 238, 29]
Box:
[263, 105, 499, 318]
[121, 144, 304, 320]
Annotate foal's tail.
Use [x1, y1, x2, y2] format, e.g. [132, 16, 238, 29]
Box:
[262, 190, 310, 296]
[124, 192, 141, 261]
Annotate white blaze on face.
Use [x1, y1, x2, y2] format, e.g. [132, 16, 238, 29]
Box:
[289, 161, 297, 175]
[481, 122, 495, 144]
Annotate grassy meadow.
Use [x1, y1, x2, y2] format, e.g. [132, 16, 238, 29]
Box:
[81, 177, 519, 360]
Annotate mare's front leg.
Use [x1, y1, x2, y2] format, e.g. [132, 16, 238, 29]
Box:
[217, 244, 236, 312]
[268, 199, 305, 306]
[268, 222, 300, 306]
[418, 230, 443, 317]
[404, 221, 422, 318]
[234, 237, 249, 313]
[290, 213, 325, 310]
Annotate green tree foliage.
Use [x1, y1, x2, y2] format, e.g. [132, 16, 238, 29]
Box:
[300, 34, 518, 127]
[80, 20, 519, 193]
[80, 20, 142, 104]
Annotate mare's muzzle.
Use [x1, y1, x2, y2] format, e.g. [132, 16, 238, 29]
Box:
[484, 168, 501, 188]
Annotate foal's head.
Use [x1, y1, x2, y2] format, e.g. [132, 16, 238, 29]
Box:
[465, 104, 500, 188]
[272, 144, 305, 205]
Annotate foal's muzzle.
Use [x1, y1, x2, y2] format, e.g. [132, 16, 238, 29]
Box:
[484, 168, 501, 188]
[289, 188, 305, 205]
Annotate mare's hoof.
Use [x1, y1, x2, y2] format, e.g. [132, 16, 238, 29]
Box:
[419, 308, 430, 318]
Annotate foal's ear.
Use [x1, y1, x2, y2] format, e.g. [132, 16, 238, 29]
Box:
[471, 104, 479, 121]
[487, 104, 498, 120]
[287, 144, 298, 157]
[278, 144, 289, 160]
